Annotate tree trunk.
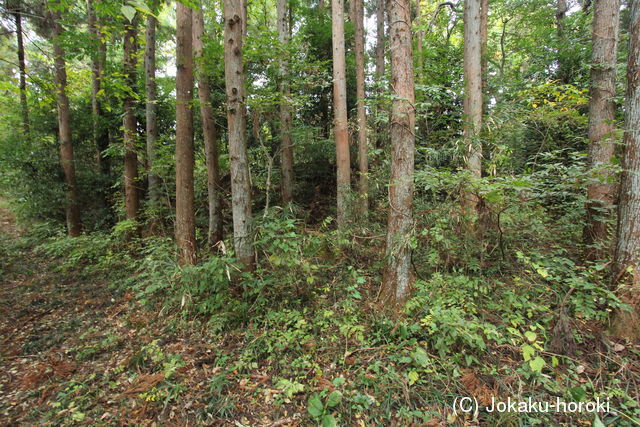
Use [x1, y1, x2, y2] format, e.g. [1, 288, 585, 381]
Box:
[52, 12, 82, 237]
[611, 0, 640, 340]
[352, 0, 368, 215]
[277, 0, 294, 204]
[224, 0, 255, 271]
[175, 3, 197, 265]
[380, 0, 415, 306]
[556, 0, 569, 83]
[145, 0, 161, 215]
[585, 0, 620, 256]
[480, 0, 488, 113]
[415, 0, 423, 86]
[375, 0, 385, 149]
[123, 14, 139, 222]
[462, 0, 482, 215]
[88, 0, 109, 177]
[193, 6, 224, 247]
[332, 0, 351, 228]
[14, 10, 29, 137]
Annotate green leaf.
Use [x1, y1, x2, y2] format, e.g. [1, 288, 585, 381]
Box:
[121, 5, 137, 22]
[308, 393, 324, 418]
[326, 390, 342, 408]
[529, 356, 545, 372]
[522, 344, 535, 361]
[524, 331, 537, 343]
[570, 386, 586, 402]
[593, 415, 605, 427]
[407, 370, 419, 385]
[413, 346, 430, 367]
[321, 414, 337, 427]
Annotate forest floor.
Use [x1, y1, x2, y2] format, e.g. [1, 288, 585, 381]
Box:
[0, 204, 295, 426]
[2, 201, 640, 426]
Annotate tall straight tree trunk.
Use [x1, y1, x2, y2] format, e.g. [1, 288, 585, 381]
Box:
[352, 0, 367, 215]
[331, 0, 351, 228]
[13, 9, 29, 137]
[145, 0, 161, 214]
[375, 0, 385, 149]
[380, 0, 415, 305]
[611, 0, 640, 339]
[123, 14, 139, 221]
[175, 3, 197, 265]
[88, 0, 109, 176]
[556, 0, 569, 83]
[462, 0, 482, 215]
[415, 0, 424, 86]
[480, 0, 488, 112]
[52, 12, 82, 236]
[585, 0, 620, 255]
[224, 0, 255, 271]
[193, 6, 223, 246]
[277, 0, 294, 204]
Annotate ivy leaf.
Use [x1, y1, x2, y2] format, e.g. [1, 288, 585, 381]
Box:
[308, 393, 324, 418]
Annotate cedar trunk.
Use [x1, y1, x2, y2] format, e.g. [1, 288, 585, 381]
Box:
[123, 16, 139, 221]
[52, 13, 82, 237]
[14, 10, 29, 137]
[611, 0, 640, 339]
[375, 0, 385, 149]
[224, 0, 255, 271]
[175, 3, 197, 265]
[145, 0, 161, 212]
[277, 0, 294, 204]
[193, 6, 224, 246]
[380, 0, 415, 305]
[88, 0, 109, 176]
[585, 0, 620, 254]
[353, 0, 368, 215]
[462, 0, 482, 214]
[331, 0, 351, 228]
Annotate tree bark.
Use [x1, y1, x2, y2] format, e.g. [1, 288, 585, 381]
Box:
[352, 0, 368, 215]
[176, 3, 197, 265]
[332, 0, 351, 228]
[585, 0, 620, 255]
[277, 0, 294, 204]
[224, 0, 255, 271]
[52, 12, 82, 237]
[145, 0, 161, 215]
[462, 0, 482, 215]
[88, 0, 109, 177]
[380, 0, 415, 306]
[415, 0, 424, 86]
[375, 0, 385, 149]
[193, 6, 223, 247]
[611, 0, 640, 339]
[14, 9, 30, 137]
[480, 0, 488, 113]
[556, 0, 569, 83]
[123, 14, 139, 222]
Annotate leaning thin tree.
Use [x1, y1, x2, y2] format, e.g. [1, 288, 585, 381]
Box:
[380, 0, 416, 305]
[610, 0, 640, 339]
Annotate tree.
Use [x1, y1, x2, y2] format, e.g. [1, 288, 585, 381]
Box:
[331, 0, 350, 228]
[193, 5, 223, 246]
[556, 0, 569, 83]
[51, 7, 82, 236]
[175, 2, 197, 265]
[462, 0, 482, 215]
[352, 0, 368, 215]
[611, 0, 640, 339]
[584, 0, 620, 255]
[88, 0, 109, 176]
[145, 0, 161, 215]
[277, 0, 294, 204]
[480, 0, 488, 110]
[380, 0, 415, 305]
[10, 1, 29, 137]
[375, 0, 385, 149]
[123, 13, 139, 221]
[224, 0, 255, 271]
